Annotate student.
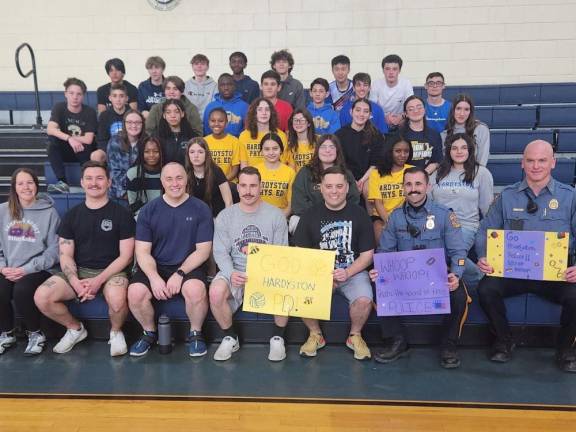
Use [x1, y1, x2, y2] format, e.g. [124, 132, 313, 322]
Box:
[430, 133, 493, 287]
[46, 78, 97, 193]
[260, 70, 293, 132]
[441, 94, 490, 166]
[424, 72, 451, 133]
[239, 97, 287, 168]
[329, 55, 354, 111]
[285, 109, 317, 173]
[370, 54, 414, 129]
[209, 167, 289, 361]
[126, 137, 163, 218]
[157, 99, 199, 165]
[340, 73, 388, 134]
[96, 58, 138, 113]
[184, 54, 217, 119]
[145, 76, 203, 137]
[228, 51, 260, 104]
[185, 137, 233, 218]
[271, 49, 306, 110]
[204, 108, 240, 182]
[34, 161, 136, 357]
[138, 56, 166, 119]
[367, 135, 413, 241]
[107, 110, 146, 200]
[400, 95, 443, 174]
[203, 73, 248, 137]
[290, 134, 360, 233]
[255, 133, 295, 218]
[0, 169, 60, 356]
[307, 78, 341, 135]
[93, 83, 131, 162]
[336, 98, 385, 194]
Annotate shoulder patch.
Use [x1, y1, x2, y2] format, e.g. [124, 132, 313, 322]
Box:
[449, 212, 461, 228]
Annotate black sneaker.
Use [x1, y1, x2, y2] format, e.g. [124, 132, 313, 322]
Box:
[440, 346, 461, 369]
[556, 348, 576, 373]
[490, 340, 515, 363]
[374, 336, 409, 364]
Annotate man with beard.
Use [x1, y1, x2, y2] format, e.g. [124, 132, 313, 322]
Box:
[372, 166, 468, 369]
[34, 161, 135, 356]
[209, 166, 289, 361]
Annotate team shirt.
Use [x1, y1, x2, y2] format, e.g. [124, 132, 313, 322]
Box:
[255, 162, 296, 211]
[284, 141, 315, 173]
[205, 134, 240, 178]
[238, 129, 288, 167]
[368, 164, 414, 216]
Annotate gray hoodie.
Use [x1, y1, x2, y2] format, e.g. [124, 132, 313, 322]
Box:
[184, 76, 217, 118]
[0, 194, 60, 274]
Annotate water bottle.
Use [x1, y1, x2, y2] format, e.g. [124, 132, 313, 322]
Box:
[158, 314, 172, 354]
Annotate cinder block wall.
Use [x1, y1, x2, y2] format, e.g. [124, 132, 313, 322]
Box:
[1, 0, 575, 92]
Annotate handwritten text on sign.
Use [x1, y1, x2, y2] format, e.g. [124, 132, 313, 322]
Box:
[374, 248, 450, 316]
[243, 243, 336, 320]
[486, 230, 569, 281]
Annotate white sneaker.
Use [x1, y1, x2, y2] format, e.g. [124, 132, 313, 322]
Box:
[268, 336, 286, 362]
[0, 330, 16, 355]
[53, 323, 87, 354]
[213, 336, 239, 361]
[24, 331, 46, 356]
[109, 330, 127, 357]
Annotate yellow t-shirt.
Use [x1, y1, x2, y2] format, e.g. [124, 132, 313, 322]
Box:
[238, 129, 288, 167]
[285, 141, 315, 173]
[205, 134, 240, 179]
[368, 164, 414, 215]
[255, 162, 296, 210]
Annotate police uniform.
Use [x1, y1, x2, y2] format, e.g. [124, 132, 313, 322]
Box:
[476, 178, 576, 355]
[378, 198, 469, 348]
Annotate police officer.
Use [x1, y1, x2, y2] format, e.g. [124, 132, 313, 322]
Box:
[371, 166, 469, 369]
[476, 140, 576, 373]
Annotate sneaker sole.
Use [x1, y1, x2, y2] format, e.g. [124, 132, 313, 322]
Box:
[111, 348, 128, 357]
[374, 348, 410, 364]
[53, 330, 87, 354]
[299, 341, 326, 358]
[346, 341, 371, 361]
[189, 350, 208, 358]
[268, 351, 287, 362]
[213, 343, 239, 361]
[0, 342, 16, 354]
[441, 360, 461, 369]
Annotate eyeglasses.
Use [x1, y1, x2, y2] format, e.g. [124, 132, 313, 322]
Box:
[292, 118, 308, 124]
[426, 81, 444, 87]
[126, 121, 143, 126]
[319, 144, 336, 150]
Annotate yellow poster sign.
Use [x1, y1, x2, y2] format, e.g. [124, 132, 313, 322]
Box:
[243, 243, 336, 320]
[486, 230, 569, 281]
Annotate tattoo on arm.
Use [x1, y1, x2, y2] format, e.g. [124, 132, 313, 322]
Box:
[62, 263, 78, 280]
[41, 279, 56, 289]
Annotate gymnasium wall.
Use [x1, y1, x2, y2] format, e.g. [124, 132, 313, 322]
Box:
[1, 0, 575, 92]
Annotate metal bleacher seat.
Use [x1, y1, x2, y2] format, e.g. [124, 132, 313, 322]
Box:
[486, 159, 524, 185]
[475, 106, 493, 127]
[538, 105, 576, 128]
[505, 129, 555, 153]
[556, 128, 576, 153]
[444, 85, 500, 106]
[499, 84, 541, 105]
[491, 106, 537, 129]
[540, 83, 576, 104]
[490, 130, 506, 153]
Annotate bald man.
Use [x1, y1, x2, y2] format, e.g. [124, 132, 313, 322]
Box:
[475, 140, 576, 373]
[128, 162, 213, 357]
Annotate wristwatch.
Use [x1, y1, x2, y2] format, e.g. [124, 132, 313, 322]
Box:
[176, 268, 186, 277]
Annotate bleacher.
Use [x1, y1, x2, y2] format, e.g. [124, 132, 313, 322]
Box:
[1, 82, 575, 346]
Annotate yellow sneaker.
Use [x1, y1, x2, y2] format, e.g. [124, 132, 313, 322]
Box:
[346, 334, 371, 360]
[299, 332, 326, 357]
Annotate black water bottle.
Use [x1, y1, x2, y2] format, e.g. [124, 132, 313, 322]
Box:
[158, 314, 172, 354]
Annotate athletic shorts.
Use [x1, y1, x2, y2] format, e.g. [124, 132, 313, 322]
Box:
[334, 270, 374, 304]
[130, 264, 207, 292]
[212, 272, 244, 314]
[54, 267, 129, 301]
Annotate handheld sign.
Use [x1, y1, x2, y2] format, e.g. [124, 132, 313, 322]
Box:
[486, 230, 569, 281]
[243, 243, 336, 320]
[374, 248, 450, 317]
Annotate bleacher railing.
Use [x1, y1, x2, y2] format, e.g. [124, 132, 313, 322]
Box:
[15, 43, 42, 129]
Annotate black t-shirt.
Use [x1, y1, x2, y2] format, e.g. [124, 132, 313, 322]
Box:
[58, 200, 136, 269]
[190, 165, 228, 217]
[49, 102, 97, 139]
[96, 81, 139, 108]
[402, 126, 442, 169]
[335, 125, 385, 180]
[294, 202, 374, 269]
[159, 131, 197, 165]
[96, 105, 130, 150]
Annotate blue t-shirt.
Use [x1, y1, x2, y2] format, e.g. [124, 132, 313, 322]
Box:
[339, 99, 388, 134]
[136, 196, 214, 266]
[402, 126, 443, 169]
[425, 99, 451, 133]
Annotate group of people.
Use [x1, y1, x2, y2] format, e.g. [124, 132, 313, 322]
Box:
[0, 50, 574, 374]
